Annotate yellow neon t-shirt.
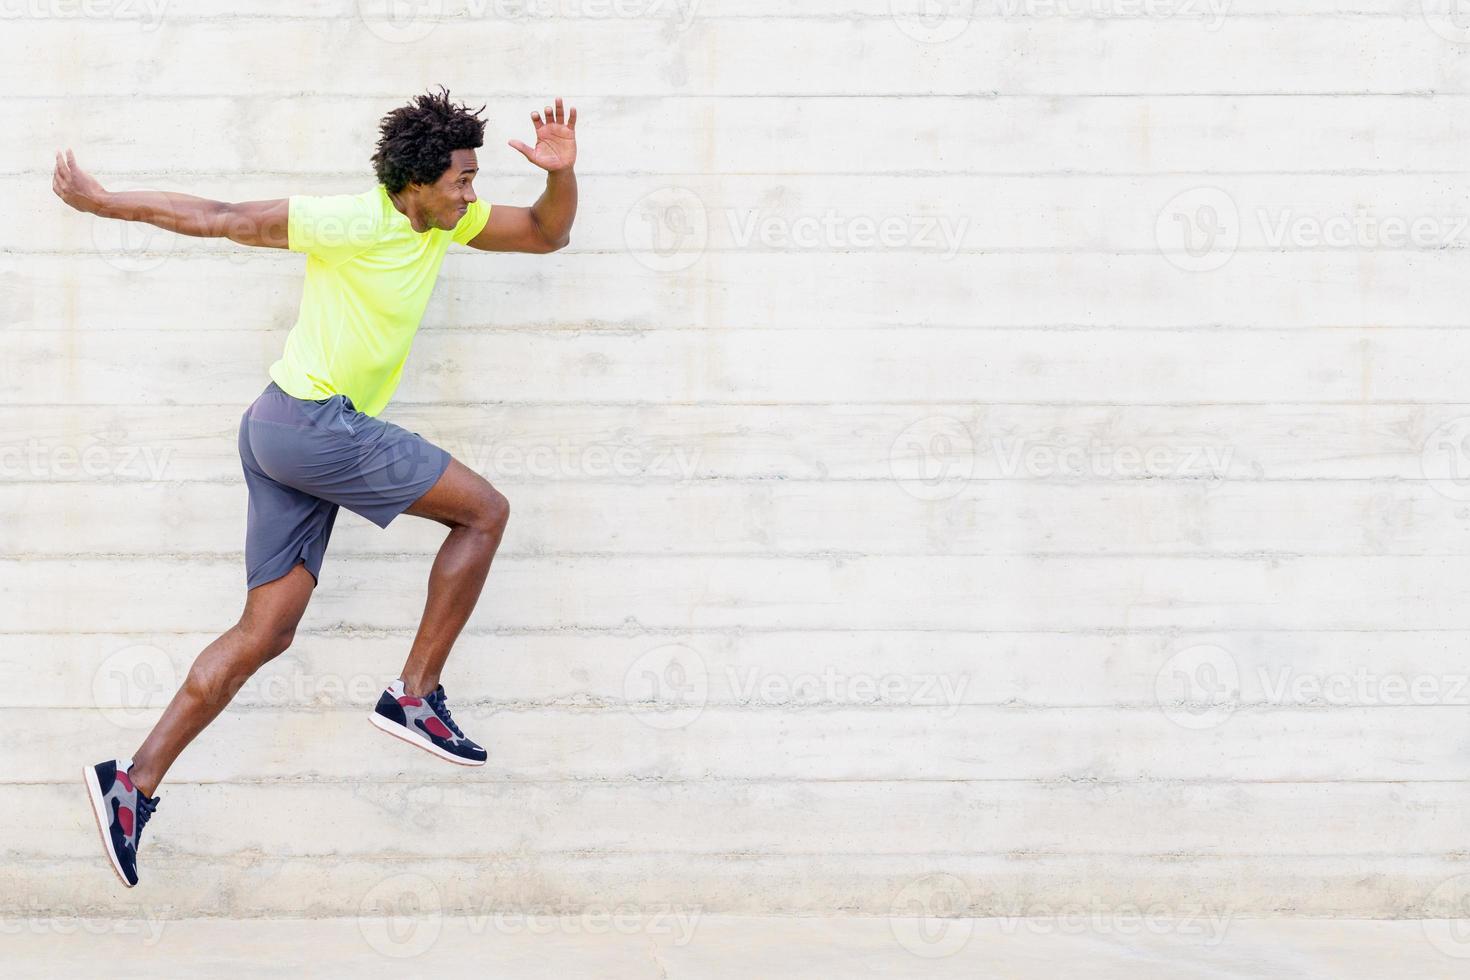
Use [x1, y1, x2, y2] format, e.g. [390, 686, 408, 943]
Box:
[268, 186, 490, 417]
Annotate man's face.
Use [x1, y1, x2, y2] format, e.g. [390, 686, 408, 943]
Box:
[416, 147, 479, 230]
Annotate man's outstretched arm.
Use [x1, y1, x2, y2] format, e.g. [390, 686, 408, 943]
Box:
[52, 149, 289, 249]
[468, 97, 578, 254]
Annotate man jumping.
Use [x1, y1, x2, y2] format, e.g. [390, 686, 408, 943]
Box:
[52, 88, 578, 888]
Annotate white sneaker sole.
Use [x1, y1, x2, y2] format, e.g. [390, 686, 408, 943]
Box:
[368, 711, 486, 767]
[82, 765, 134, 888]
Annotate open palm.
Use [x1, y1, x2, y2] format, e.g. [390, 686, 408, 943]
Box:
[509, 97, 578, 172]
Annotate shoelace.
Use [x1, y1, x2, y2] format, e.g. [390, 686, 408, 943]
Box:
[425, 688, 466, 739]
[136, 794, 160, 843]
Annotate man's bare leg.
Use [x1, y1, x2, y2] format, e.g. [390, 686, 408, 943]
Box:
[398, 458, 510, 697]
[126, 563, 317, 796]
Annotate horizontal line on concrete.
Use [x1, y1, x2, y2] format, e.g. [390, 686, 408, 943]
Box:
[16, 169, 1470, 179]
[9, 323, 1470, 334]
[2, 11, 1433, 20]
[11, 849, 1465, 864]
[16, 246, 1470, 258]
[7, 399, 1470, 408]
[6, 625, 1468, 637]
[0, 478, 1454, 488]
[5, 551, 1466, 562]
[8, 776, 1469, 787]
[5, 549, 1465, 562]
[15, 703, 1470, 716]
[6, 91, 1460, 99]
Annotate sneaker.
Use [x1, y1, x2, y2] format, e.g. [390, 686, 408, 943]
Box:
[370, 679, 487, 766]
[83, 758, 161, 888]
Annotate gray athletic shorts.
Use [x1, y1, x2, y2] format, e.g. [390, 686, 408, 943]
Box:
[237, 381, 451, 589]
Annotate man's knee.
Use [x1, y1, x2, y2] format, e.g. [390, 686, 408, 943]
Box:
[467, 487, 510, 537]
[237, 615, 298, 661]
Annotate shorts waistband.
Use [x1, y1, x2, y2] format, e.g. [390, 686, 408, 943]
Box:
[265, 380, 356, 410]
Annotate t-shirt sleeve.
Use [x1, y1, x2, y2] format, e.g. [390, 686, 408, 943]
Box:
[451, 199, 492, 245]
[288, 192, 380, 266]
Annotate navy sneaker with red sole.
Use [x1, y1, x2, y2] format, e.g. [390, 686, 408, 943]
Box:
[83, 758, 161, 888]
[370, 679, 487, 766]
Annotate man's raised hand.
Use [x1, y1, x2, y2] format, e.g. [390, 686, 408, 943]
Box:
[53, 149, 111, 215]
[508, 97, 577, 173]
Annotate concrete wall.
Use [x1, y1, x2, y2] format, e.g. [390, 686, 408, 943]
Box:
[5, 0, 1470, 929]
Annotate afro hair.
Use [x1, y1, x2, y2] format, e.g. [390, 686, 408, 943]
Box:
[372, 87, 486, 194]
